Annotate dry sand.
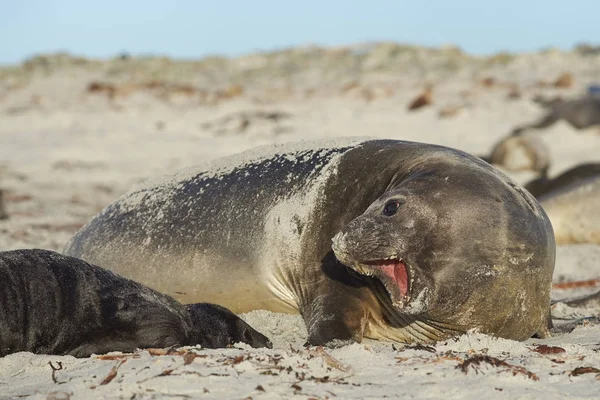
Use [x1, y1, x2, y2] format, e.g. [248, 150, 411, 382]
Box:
[1, 46, 600, 398]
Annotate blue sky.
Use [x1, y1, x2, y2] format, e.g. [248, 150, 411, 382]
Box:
[2, 0, 598, 65]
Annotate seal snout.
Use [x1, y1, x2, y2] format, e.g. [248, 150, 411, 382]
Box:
[331, 220, 388, 266]
[331, 231, 350, 261]
[331, 229, 412, 306]
[331, 230, 363, 269]
[236, 319, 273, 349]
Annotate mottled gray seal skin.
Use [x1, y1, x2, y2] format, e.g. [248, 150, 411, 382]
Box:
[65, 138, 555, 345]
[0, 249, 271, 358]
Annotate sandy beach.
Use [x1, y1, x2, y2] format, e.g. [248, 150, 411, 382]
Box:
[1, 44, 600, 398]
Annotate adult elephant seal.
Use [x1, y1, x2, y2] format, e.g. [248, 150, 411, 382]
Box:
[0, 249, 271, 357]
[524, 162, 600, 198]
[535, 174, 600, 244]
[479, 133, 550, 174]
[65, 138, 555, 345]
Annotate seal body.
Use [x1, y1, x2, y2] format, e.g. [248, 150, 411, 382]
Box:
[481, 134, 550, 174]
[521, 162, 600, 244]
[0, 249, 271, 357]
[65, 139, 555, 345]
[525, 163, 600, 198]
[536, 174, 600, 244]
[513, 94, 600, 134]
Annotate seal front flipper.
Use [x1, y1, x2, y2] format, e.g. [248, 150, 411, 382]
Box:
[303, 293, 369, 346]
[186, 303, 272, 349]
[302, 254, 371, 346]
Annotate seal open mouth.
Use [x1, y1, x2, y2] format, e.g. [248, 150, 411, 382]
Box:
[351, 257, 412, 306]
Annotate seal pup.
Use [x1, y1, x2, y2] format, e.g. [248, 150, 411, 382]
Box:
[0, 249, 271, 357]
[65, 138, 555, 345]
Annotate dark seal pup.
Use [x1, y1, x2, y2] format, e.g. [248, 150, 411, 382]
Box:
[0, 249, 271, 357]
[65, 138, 555, 345]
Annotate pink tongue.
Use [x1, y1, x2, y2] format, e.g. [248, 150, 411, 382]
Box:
[379, 261, 409, 297]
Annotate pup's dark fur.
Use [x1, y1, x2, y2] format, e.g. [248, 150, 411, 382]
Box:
[0, 249, 271, 357]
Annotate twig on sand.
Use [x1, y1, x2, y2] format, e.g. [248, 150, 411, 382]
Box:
[183, 352, 197, 365]
[99, 359, 127, 386]
[531, 345, 566, 355]
[307, 347, 353, 374]
[553, 279, 600, 289]
[95, 348, 204, 361]
[457, 355, 539, 381]
[569, 366, 600, 377]
[96, 354, 140, 361]
[48, 361, 63, 384]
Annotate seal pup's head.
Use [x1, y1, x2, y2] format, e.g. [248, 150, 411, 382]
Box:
[332, 155, 555, 342]
[186, 303, 272, 349]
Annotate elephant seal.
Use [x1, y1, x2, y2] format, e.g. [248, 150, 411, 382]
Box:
[512, 94, 600, 135]
[524, 162, 600, 198]
[479, 134, 549, 174]
[536, 174, 600, 244]
[0, 249, 271, 357]
[65, 138, 555, 345]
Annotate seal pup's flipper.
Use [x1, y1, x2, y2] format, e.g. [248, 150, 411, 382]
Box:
[186, 303, 272, 349]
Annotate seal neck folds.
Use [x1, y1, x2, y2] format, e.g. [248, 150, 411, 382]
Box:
[362, 273, 460, 343]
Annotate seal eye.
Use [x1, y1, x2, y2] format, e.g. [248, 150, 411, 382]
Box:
[383, 201, 401, 216]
